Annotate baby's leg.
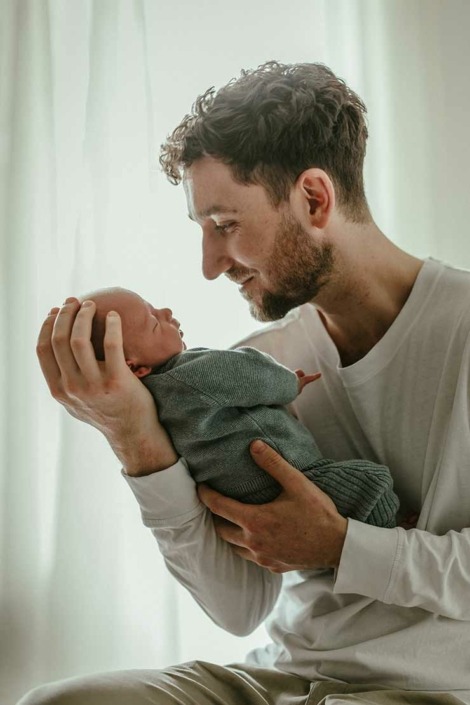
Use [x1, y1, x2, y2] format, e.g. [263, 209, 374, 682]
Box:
[302, 458, 399, 528]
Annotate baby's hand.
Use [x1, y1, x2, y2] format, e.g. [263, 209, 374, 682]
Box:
[399, 512, 419, 530]
[295, 369, 321, 394]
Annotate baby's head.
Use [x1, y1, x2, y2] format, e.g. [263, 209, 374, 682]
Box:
[80, 287, 186, 377]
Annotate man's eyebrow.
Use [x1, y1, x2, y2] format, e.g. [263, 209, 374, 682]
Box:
[187, 206, 238, 221]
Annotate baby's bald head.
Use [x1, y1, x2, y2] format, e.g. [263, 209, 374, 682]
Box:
[78, 287, 186, 375]
[79, 287, 144, 361]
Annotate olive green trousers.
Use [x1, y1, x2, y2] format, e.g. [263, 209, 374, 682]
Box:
[17, 660, 465, 705]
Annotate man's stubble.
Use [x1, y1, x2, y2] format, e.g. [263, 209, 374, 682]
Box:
[242, 212, 335, 322]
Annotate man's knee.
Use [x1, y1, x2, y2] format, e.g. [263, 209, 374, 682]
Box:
[17, 680, 72, 705]
[16, 672, 138, 705]
[15, 663, 216, 705]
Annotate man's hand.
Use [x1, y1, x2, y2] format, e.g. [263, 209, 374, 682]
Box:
[295, 369, 321, 394]
[36, 298, 177, 476]
[197, 440, 348, 572]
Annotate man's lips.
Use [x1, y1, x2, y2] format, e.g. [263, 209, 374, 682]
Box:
[227, 275, 255, 288]
[239, 276, 255, 292]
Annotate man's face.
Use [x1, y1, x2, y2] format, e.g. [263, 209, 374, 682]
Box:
[184, 156, 334, 321]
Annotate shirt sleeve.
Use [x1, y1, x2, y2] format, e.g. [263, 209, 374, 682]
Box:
[122, 459, 282, 636]
[334, 519, 470, 620]
[171, 347, 299, 408]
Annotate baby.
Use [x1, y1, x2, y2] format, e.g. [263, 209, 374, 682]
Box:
[81, 287, 399, 528]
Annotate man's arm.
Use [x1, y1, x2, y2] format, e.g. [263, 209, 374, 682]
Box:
[334, 519, 470, 620]
[36, 298, 177, 476]
[39, 300, 282, 632]
[123, 459, 282, 635]
[200, 441, 470, 621]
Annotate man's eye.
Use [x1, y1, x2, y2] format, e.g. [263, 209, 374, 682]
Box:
[214, 222, 235, 233]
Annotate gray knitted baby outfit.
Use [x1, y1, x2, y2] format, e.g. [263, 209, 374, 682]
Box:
[143, 347, 399, 528]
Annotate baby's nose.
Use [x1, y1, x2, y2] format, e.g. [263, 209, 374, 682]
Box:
[160, 307, 173, 319]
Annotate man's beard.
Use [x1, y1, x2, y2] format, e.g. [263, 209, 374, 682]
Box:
[233, 212, 334, 322]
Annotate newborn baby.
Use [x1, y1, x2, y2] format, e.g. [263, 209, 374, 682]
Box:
[82, 287, 399, 527]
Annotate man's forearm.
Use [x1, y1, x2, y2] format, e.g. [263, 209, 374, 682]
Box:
[124, 462, 283, 636]
[334, 520, 470, 620]
[105, 421, 178, 477]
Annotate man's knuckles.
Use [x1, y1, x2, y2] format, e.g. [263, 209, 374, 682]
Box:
[70, 336, 90, 353]
[103, 337, 122, 351]
[36, 339, 52, 357]
[51, 332, 73, 348]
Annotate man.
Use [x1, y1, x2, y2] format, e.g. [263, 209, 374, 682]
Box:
[25, 62, 470, 704]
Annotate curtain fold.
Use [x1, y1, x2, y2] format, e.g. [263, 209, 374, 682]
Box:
[2, 0, 58, 695]
[2, 1, 470, 703]
[1, 2, 184, 700]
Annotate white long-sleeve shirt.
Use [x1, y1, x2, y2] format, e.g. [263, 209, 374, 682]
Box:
[124, 258, 470, 701]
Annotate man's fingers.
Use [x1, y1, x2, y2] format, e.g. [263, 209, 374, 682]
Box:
[212, 515, 248, 548]
[102, 311, 128, 378]
[250, 440, 310, 493]
[51, 299, 82, 377]
[59, 303, 127, 381]
[36, 309, 63, 395]
[69, 301, 102, 383]
[212, 515, 287, 571]
[214, 515, 291, 573]
[197, 483, 252, 525]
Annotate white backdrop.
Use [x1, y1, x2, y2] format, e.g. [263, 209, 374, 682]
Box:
[1, 1, 470, 703]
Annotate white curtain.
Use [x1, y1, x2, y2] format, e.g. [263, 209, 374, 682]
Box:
[1, 1, 470, 703]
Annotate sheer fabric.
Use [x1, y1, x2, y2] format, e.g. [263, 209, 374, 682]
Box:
[1, 1, 470, 703]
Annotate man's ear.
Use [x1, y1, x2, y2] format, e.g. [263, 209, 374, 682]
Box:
[126, 360, 152, 378]
[294, 168, 335, 229]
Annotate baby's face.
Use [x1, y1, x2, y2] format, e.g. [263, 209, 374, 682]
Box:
[91, 288, 186, 374]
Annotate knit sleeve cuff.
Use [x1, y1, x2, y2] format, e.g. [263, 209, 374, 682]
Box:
[333, 518, 402, 600]
[121, 458, 204, 527]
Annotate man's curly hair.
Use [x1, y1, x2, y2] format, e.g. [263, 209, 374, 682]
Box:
[160, 61, 370, 222]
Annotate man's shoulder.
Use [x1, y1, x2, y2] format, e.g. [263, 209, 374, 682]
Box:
[430, 257, 470, 287]
[430, 259, 470, 322]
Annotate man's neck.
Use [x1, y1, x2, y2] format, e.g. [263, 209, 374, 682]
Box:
[313, 225, 424, 366]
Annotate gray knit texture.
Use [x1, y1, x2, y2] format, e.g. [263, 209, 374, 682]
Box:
[143, 347, 399, 528]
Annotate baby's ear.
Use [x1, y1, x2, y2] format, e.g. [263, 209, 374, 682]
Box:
[126, 360, 152, 378]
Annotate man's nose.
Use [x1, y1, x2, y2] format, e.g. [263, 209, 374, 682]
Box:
[201, 231, 233, 281]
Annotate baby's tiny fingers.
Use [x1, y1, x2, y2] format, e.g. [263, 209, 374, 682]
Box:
[304, 372, 322, 383]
